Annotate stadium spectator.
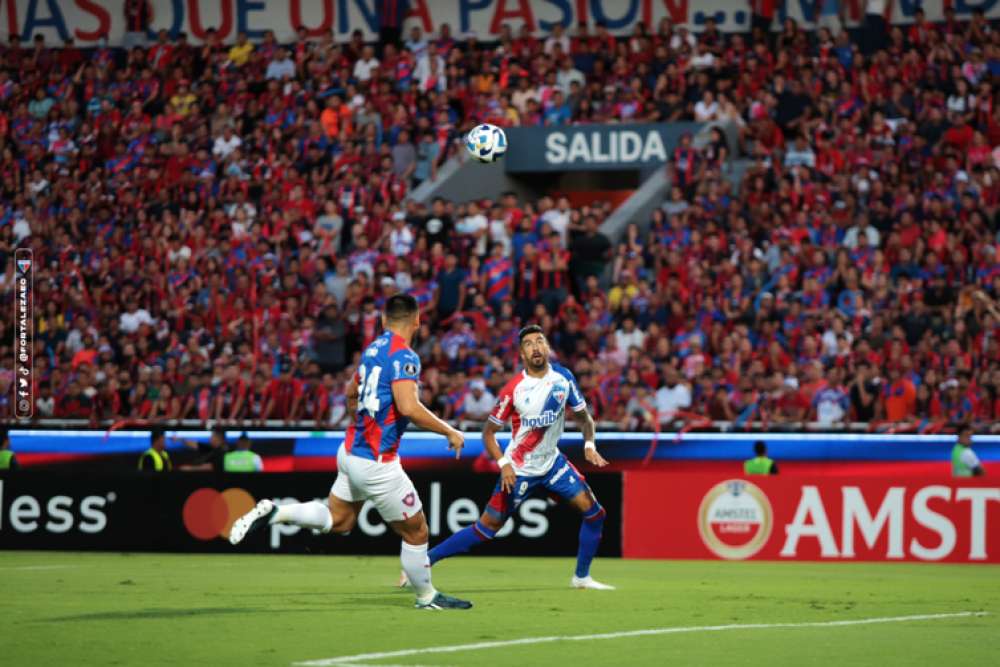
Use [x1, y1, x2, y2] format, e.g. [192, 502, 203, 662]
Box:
[655, 366, 692, 425]
[265, 48, 296, 80]
[952, 424, 986, 477]
[461, 378, 495, 423]
[353, 45, 380, 83]
[179, 425, 229, 472]
[570, 216, 612, 290]
[138, 428, 172, 472]
[812, 366, 850, 425]
[119, 302, 155, 335]
[223, 432, 264, 472]
[744, 440, 778, 475]
[0, 429, 17, 470]
[436, 253, 467, 321]
[227, 31, 254, 67]
[314, 303, 348, 373]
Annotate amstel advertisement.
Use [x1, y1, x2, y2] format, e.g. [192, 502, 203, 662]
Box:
[624, 473, 1000, 563]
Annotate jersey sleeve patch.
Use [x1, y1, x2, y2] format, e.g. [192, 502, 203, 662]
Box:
[554, 363, 587, 411]
[392, 350, 421, 382]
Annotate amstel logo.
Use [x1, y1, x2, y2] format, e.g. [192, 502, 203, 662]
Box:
[697, 479, 773, 560]
[182, 488, 256, 540]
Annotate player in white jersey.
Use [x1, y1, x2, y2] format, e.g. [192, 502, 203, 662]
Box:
[419, 324, 614, 589]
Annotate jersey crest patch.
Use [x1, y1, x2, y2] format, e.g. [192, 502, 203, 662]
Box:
[551, 386, 566, 406]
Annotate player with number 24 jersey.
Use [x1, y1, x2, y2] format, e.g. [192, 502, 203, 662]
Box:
[228, 294, 472, 610]
[343, 331, 421, 461]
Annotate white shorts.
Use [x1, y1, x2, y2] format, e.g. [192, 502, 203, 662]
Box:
[330, 444, 423, 522]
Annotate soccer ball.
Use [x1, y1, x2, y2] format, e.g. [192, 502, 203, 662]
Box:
[465, 123, 508, 163]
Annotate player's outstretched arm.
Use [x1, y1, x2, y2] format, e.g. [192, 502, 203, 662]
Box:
[393, 379, 465, 458]
[572, 408, 608, 467]
[483, 418, 516, 492]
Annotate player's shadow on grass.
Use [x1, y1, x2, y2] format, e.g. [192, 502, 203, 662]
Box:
[441, 586, 566, 594]
[341, 595, 419, 608]
[341, 586, 567, 608]
[41, 607, 317, 623]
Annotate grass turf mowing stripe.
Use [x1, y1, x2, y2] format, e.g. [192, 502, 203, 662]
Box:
[294, 611, 989, 667]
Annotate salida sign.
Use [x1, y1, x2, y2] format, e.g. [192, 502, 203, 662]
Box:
[504, 122, 701, 173]
[625, 473, 1000, 563]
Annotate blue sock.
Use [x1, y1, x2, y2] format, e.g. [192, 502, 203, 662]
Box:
[429, 520, 496, 565]
[575, 504, 606, 578]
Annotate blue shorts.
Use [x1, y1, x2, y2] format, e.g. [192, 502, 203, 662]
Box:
[484, 453, 589, 522]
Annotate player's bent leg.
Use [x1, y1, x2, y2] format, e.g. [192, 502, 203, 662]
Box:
[328, 494, 363, 534]
[373, 465, 470, 610]
[228, 498, 277, 545]
[390, 512, 472, 610]
[402, 511, 498, 586]
[229, 492, 362, 546]
[567, 489, 615, 591]
[425, 461, 515, 569]
[428, 511, 502, 566]
[274, 500, 333, 532]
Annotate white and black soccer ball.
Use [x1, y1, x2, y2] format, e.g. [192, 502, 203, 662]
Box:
[465, 123, 508, 163]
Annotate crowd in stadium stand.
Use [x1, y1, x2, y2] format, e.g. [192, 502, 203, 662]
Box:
[2, 8, 1000, 433]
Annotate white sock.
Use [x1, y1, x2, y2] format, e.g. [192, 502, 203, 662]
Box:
[400, 542, 435, 603]
[272, 501, 333, 533]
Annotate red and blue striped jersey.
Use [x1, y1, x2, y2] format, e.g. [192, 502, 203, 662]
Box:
[484, 257, 514, 303]
[345, 331, 421, 460]
[409, 281, 437, 310]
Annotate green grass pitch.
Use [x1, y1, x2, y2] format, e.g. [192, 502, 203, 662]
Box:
[2, 552, 998, 666]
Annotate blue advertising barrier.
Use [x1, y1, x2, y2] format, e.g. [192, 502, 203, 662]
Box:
[9, 429, 1000, 462]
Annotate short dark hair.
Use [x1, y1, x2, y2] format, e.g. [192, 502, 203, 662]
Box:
[0, 428, 8, 446]
[754, 440, 767, 456]
[384, 294, 419, 323]
[211, 425, 226, 437]
[519, 324, 544, 343]
[958, 424, 975, 437]
[150, 427, 166, 444]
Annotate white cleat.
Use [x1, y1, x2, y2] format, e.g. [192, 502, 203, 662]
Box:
[398, 570, 410, 588]
[572, 575, 616, 590]
[229, 499, 276, 545]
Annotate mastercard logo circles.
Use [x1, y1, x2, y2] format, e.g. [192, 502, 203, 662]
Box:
[183, 488, 256, 540]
